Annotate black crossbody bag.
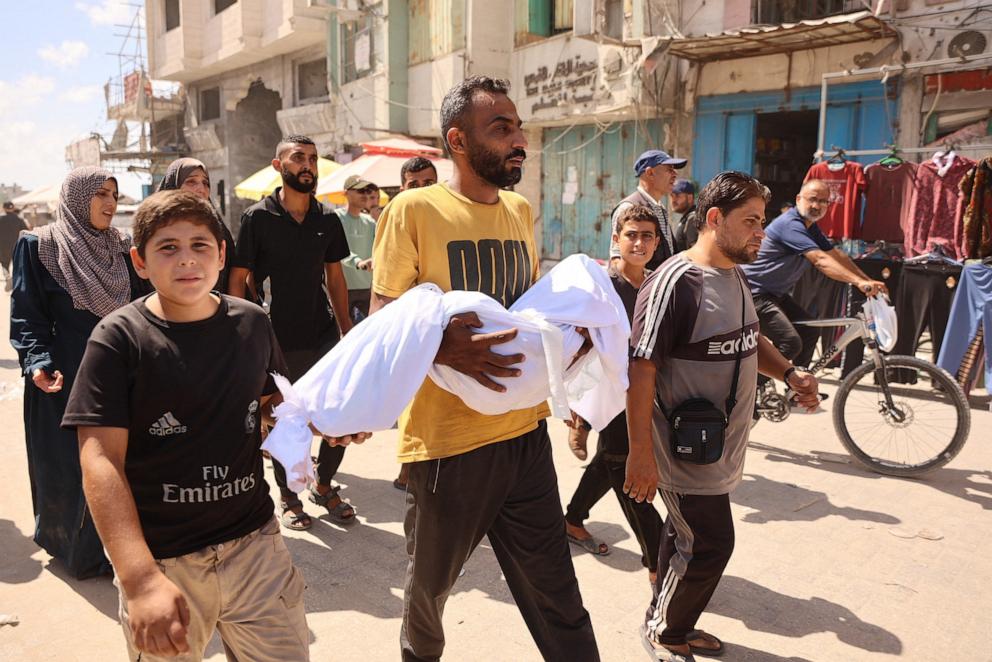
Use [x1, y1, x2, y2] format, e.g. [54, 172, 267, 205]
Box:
[665, 273, 747, 465]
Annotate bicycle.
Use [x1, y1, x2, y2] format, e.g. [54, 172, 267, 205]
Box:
[753, 306, 971, 477]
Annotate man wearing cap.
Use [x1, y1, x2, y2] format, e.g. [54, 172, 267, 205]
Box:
[610, 150, 687, 270]
[671, 179, 698, 252]
[337, 175, 379, 320]
[1, 201, 28, 292]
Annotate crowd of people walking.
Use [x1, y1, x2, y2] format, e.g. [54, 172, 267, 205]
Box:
[8, 75, 830, 662]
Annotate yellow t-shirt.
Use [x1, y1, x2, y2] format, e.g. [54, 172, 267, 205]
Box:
[372, 183, 550, 462]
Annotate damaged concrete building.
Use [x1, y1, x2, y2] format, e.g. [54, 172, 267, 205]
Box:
[146, 0, 992, 258]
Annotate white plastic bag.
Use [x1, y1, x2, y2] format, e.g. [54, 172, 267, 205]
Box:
[864, 294, 898, 352]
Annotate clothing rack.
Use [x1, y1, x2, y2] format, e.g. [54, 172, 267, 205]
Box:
[815, 52, 992, 161]
[816, 145, 992, 159]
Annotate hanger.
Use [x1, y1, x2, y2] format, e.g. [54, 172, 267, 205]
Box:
[904, 245, 961, 265]
[826, 147, 847, 171]
[879, 145, 903, 166]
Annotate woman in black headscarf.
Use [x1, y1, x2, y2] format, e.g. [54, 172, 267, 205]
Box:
[9, 166, 149, 579]
[157, 158, 237, 293]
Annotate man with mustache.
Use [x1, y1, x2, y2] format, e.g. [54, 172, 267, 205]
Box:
[230, 134, 357, 531]
[741, 179, 886, 387]
[624, 172, 820, 661]
[370, 76, 600, 661]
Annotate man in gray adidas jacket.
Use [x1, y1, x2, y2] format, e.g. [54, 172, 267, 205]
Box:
[623, 171, 821, 661]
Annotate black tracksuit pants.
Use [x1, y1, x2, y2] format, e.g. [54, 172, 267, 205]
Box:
[564, 413, 664, 572]
[401, 421, 599, 662]
[645, 492, 734, 646]
[753, 293, 820, 386]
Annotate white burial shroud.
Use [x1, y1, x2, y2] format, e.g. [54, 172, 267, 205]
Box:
[263, 254, 631, 491]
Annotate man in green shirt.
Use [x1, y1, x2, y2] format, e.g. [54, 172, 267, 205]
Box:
[336, 175, 378, 320]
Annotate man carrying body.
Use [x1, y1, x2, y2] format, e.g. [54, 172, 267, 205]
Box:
[230, 135, 357, 531]
[671, 179, 698, 252]
[400, 157, 438, 191]
[337, 175, 378, 321]
[371, 76, 599, 662]
[742, 179, 886, 384]
[624, 171, 821, 661]
[1, 201, 28, 291]
[609, 149, 687, 270]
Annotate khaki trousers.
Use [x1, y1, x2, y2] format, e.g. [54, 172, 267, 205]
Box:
[116, 517, 309, 661]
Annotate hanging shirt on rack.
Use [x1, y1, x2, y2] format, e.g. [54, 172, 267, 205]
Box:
[906, 152, 975, 259]
[861, 161, 917, 243]
[804, 160, 866, 240]
[956, 156, 992, 260]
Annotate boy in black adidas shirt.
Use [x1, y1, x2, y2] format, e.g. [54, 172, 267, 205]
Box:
[63, 191, 310, 661]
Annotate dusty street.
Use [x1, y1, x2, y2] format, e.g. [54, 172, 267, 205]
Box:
[1, 289, 990, 662]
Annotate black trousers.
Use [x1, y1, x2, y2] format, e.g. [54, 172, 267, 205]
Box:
[645, 492, 734, 646]
[890, 261, 961, 382]
[564, 415, 664, 572]
[271, 332, 344, 499]
[401, 421, 599, 662]
[753, 293, 819, 386]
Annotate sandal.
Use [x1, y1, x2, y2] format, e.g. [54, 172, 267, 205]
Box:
[567, 532, 610, 556]
[309, 485, 357, 524]
[392, 479, 407, 491]
[640, 624, 695, 661]
[279, 498, 312, 531]
[686, 630, 724, 657]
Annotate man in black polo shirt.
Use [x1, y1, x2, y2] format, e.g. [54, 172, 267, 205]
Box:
[230, 134, 356, 531]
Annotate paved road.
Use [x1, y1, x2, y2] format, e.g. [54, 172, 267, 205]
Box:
[1, 287, 990, 661]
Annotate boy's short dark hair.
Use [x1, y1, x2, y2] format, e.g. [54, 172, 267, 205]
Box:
[440, 76, 510, 151]
[400, 156, 437, 182]
[133, 190, 224, 257]
[694, 171, 769, 231]
[614, 204, 661, 236]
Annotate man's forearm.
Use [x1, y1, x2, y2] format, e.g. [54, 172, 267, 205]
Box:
[757, 334, 793, 380]
[369, 291, 396, 315]
[79, 433, 158, 595]
[626, 358, 657, 457]
[832, 249, 870, 281]
[325, 263, 352, 334]
[813, 252, 864, 286]
[228, 267, 250, 299]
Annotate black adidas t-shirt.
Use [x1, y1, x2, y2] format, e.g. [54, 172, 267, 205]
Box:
[63, 295, 288, 559]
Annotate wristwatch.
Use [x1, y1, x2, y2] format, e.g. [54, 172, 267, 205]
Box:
[783, 366, 798, 383]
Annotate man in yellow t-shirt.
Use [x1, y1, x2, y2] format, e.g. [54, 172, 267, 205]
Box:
[371, 77, 600, 662]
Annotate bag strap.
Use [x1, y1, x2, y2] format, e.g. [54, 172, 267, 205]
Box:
[724, 270, 747, 416]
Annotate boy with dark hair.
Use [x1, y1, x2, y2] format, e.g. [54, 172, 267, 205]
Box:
[63, 190, 310, 661]
[563, 204, 666, 586]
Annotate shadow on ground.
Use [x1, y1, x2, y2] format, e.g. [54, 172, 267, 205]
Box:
[0, 518, 43, 584]
[748, 440, 992, 511]
[709, 575, 902, 655]
[732, 473, 901, 525]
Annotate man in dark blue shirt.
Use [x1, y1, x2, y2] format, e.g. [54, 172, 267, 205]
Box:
[742, 180, 886, 379]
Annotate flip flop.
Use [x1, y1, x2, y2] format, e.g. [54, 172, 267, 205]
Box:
[686, 630, 724, 657]
[567, 532, 610, 556]
[639, 624, 695, 661]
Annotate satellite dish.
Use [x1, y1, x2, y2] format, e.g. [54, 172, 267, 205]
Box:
[948, 31, 988, 58]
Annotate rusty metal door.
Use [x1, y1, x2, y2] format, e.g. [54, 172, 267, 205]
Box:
[540, 119, 665, 261]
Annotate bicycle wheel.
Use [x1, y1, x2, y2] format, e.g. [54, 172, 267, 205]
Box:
[833, 355, 970, 477]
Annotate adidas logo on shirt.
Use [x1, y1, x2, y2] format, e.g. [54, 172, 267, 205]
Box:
[707, 328, 759, 356]
[149, 412, 188, 437]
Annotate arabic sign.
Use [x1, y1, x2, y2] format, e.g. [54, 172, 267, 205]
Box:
[524, 54, 598, 115]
